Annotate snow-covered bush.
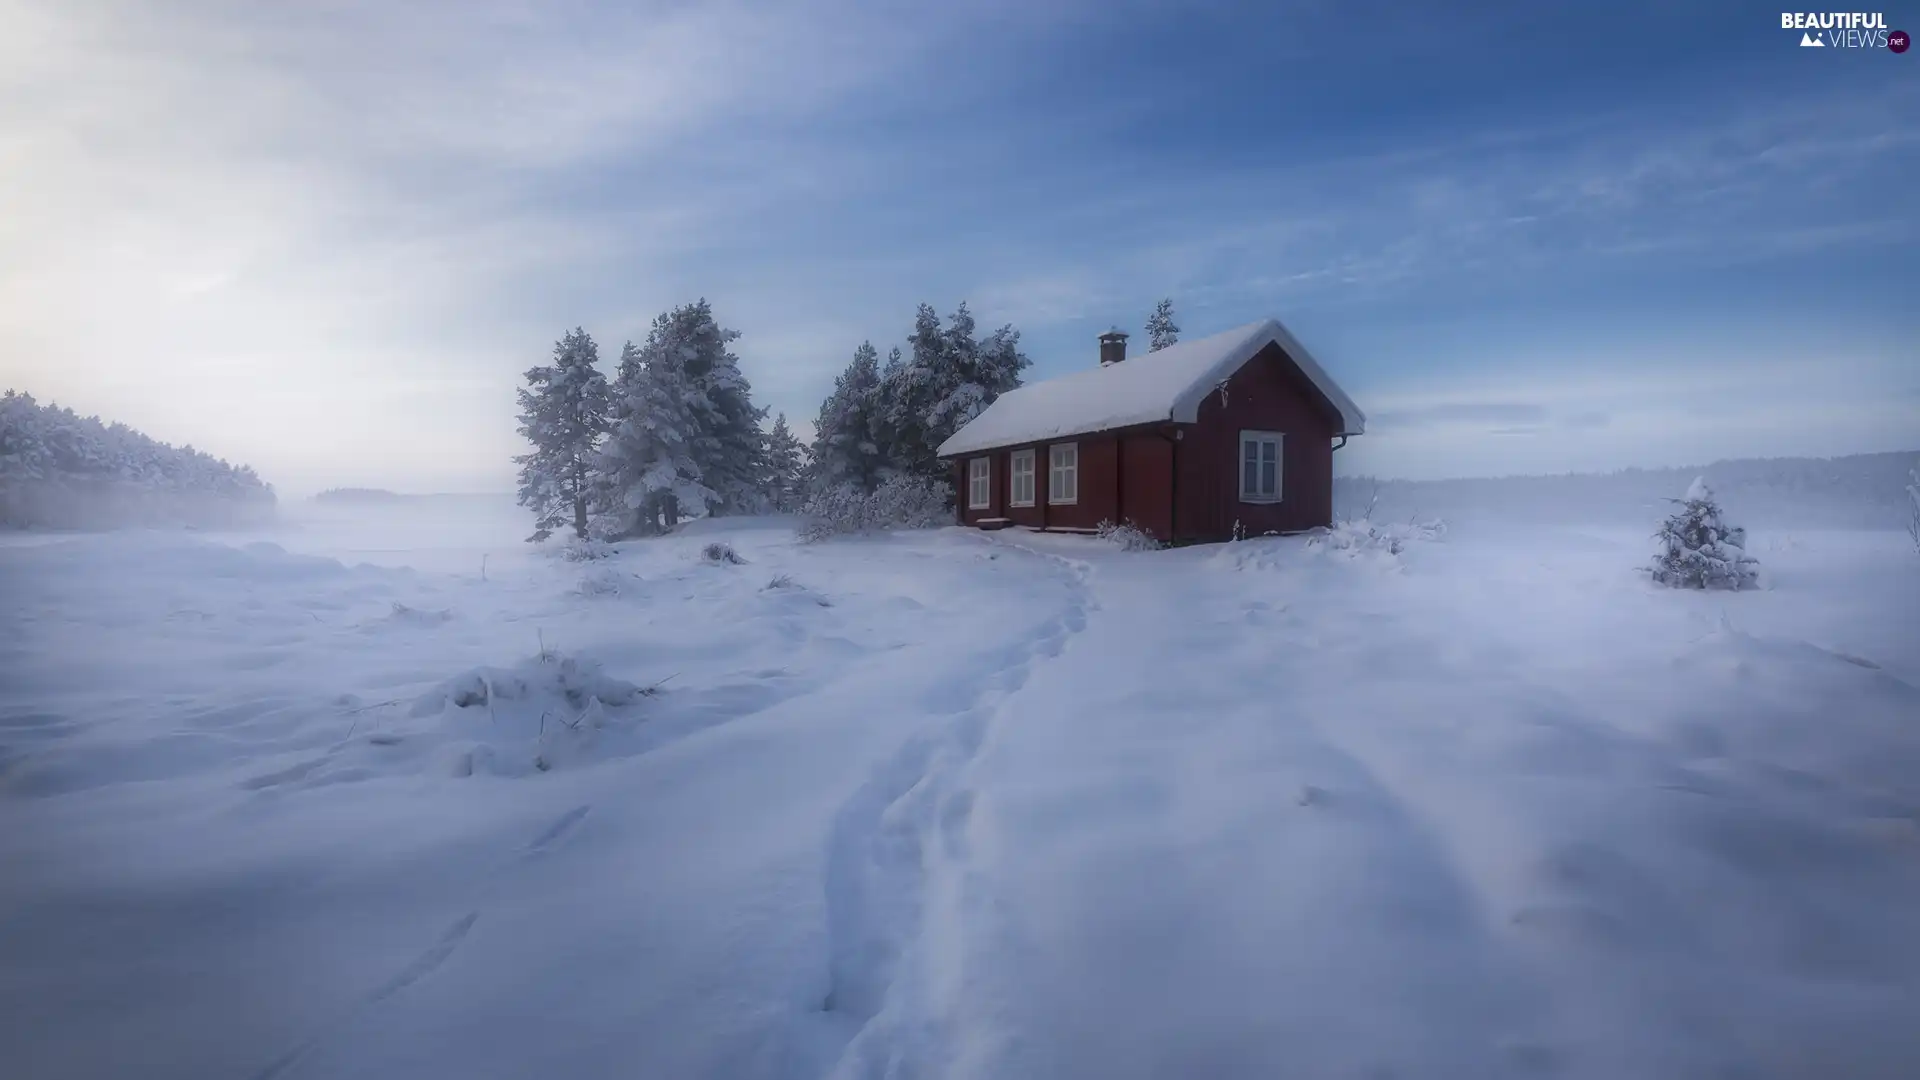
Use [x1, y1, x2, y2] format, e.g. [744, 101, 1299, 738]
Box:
[701, 541, 746, 565]
[410, 651, 650, 775]
[1306, 518, 1446, 557]
[555, 536, 614, 562]
[1648, 477, 1760, 590]
[574, 567, 631, 597]
[1095, 519, 1163, 551]
[0, 389, 275, 529]
[765, 573, 796, 590]
[797, 475, 951, 541]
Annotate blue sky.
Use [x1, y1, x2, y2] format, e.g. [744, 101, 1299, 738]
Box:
[2, 0, 1915, 491]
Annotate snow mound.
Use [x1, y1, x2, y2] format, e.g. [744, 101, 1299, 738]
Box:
[407, 653, 652, 776]
[383, 602, 453, 626]
[545, 536, 616, 563]
[575, 566, 637, 598]
[1662, 623, 1920, 803]
[1305, 518, 1447, 560]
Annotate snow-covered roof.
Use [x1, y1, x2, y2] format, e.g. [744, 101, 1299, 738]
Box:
[936, 318, 1365, 458]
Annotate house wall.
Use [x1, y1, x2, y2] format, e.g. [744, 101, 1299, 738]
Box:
[1118, 433, 1174, 539]
[954, 437, 1127, 531]
[1176, 341, 1337, 539]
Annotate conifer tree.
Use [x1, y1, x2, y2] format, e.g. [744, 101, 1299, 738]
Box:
[514, 327, 610, 542]
[1649, 477, 1759, 590]
[763, 413, 804, 511]
[593, 339, 708, 536]
[876, 303, 1030, 482]
[808, 343, 887, 495]
[1146, 297, 1180, 351]
[664, 300, 768, 515]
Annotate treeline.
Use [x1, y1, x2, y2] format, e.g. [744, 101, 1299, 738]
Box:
[0, 390, 276, 529]
[513, 299, 1033, 541]
[1333, 451, 1920, 530]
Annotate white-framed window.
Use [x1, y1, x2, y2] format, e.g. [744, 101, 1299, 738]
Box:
[1009, 448, 1036, 507]
[967, 457, 992, 509]
[1048, 443, 1078, 505]
[1239, 431, 1282, 503]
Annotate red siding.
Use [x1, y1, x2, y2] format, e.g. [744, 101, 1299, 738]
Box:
[1118, 433, 1173, 539]
[1175, 342, 1336, 539]
[956, 438, 1125, 531]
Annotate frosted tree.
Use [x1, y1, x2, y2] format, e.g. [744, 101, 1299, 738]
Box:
[0, 388, 275, 528]
[1649, 477, 1760, 590]
[657, 300, 768, 516]
[809, 342, 887, 494]
[1146, 297, 1179, 352]
[762, 413, 804, 512]
[592, 339, 710, 537]
[514, 327, 611, 542]
[875, 305, 947, 481]
[879, 302, 1029, 482]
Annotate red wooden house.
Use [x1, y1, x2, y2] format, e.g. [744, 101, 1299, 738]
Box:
[936, 319, 1365, 543]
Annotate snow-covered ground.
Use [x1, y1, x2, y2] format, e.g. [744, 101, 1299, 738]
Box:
[3, 495, 1918, 1080]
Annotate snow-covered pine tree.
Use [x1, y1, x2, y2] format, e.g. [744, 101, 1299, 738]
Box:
[808, 342, 887, 495]
[879, 305, 948, 481]
[1649, 476, 1760, 590]
[871, 345, 909, 479]
[656, 300, 768, 516]
[0, 388, 274, 528]
[514, 327, 611, 542]
[881, 302, 1030, 483]
[927, 303, 1029, 469]
[592, 339, 711, 537]
[762, 413, 803, 511]
[1146, 297, 1179, 352]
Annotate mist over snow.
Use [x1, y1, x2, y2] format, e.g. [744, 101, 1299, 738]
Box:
[4, 1, 1919, 1077]
[6, 452, 1920, 1078]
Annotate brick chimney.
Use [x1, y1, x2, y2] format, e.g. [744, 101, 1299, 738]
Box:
[1098, 328, 1129, 367]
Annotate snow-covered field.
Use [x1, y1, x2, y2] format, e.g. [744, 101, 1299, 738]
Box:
[4, 495, 1919, 1080]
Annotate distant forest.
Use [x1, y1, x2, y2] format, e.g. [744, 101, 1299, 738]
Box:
[0, 390, 275, 529]
[313, 487, 406, 503]
[1335, 451, 1920, 530]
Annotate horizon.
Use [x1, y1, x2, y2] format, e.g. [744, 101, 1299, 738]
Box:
[3, 1, 1915, 492]
[286, 447, 1920, 504]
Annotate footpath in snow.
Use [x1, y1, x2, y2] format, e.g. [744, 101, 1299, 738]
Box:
[2, 500, 1918, 1080]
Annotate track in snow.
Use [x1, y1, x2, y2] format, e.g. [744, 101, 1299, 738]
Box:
[820, 542, 1094, 1078]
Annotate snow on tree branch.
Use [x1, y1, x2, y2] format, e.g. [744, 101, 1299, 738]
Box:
[1647, 476, 1760, 590]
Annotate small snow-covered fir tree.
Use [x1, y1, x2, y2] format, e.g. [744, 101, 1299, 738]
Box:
[762, 413, 804, 511]
[1146, 298, 1179, 352]
[1648, 476, 1759, 590]
[515, 327, 611, 542]
[592, 339, 710, 537]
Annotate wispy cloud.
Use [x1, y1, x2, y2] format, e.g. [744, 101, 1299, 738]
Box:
[1, 2, 1911, 492]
